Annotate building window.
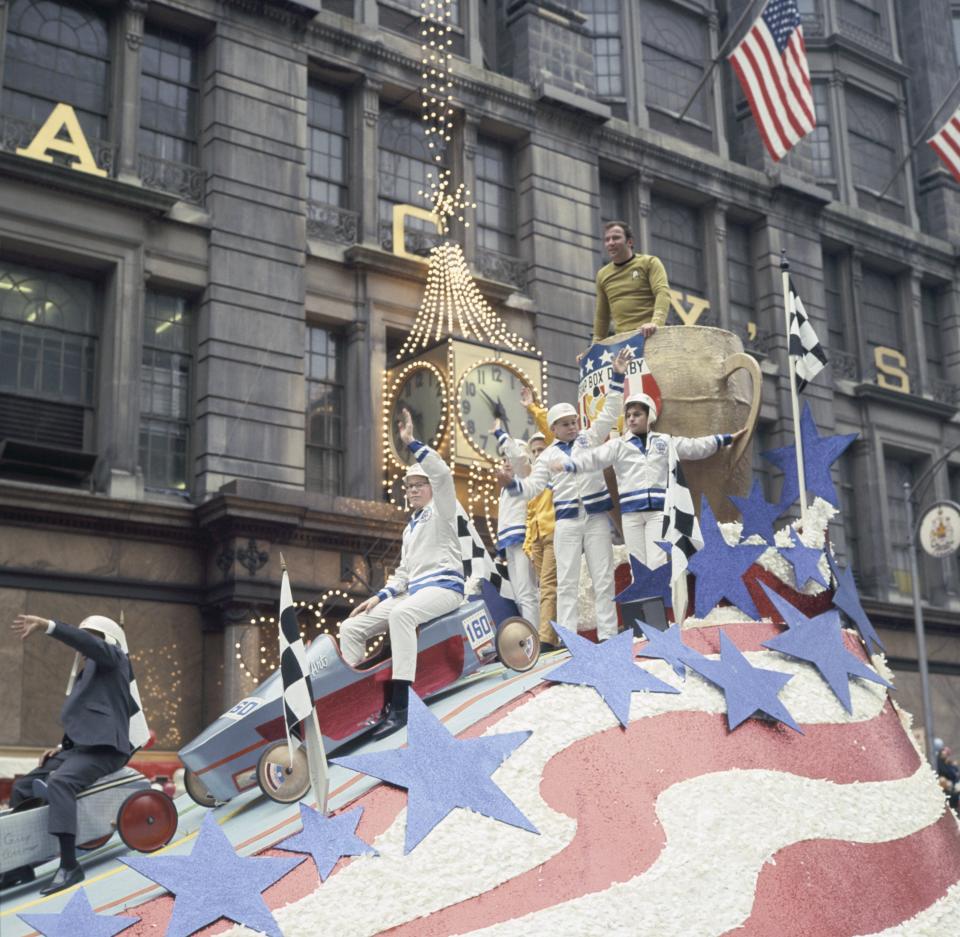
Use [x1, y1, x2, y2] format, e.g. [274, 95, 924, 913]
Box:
[139, 27, 198, 166]
[954, 11, 960, 66]
[822, 252, 846, 352]
[884, 453, 920, 597]
[378, 109, 449, 255]
[785, 83, 833, 181]
[307, 82, 349, 208]
[140, 292, 192, 492]
[922, 286, 944, 382]
[475, 136, 516, 256]
[752, 421, 778, 504]
[649, 195, 703, 322]
[583, 0, 623, 99]
[726, 222, 755, 338]
[640, 0, 708, 124]
[599, 174, 625, 226]
[2, 0, 110, 141]
[846, 88, 902, 215]
[306, 326, 343, 495]
[0, 260, 96, 449]
[839, 0, 883, 36]
[835, 451, 861, 576]
[861, 267, 902, 356]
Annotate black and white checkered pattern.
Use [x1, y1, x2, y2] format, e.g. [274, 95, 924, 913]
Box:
[660, 437, 703, 578]
[788, 279, 827, 392]
[278, 567, 315, 751]
[457, 503, 515, 601]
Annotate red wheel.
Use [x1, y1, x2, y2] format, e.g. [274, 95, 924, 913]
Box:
[117, 790, 178, 853]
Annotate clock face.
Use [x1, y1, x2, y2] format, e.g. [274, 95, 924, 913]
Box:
[387, 364, 447, 466]
[456, 361, 539, 460]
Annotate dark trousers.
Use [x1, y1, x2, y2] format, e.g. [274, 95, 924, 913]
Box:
[10, 746, 127, 836]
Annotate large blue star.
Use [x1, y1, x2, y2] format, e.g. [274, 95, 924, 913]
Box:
[18, 890, 139, 937]
[780, 537, 828, 588]
[546, 624, 679, 726]
[826, 548, 885, 654]
[761, 402, 857, 509]
[684, 631, 803, 733]
[687, 497, 767, 619]
[122, 813, 302, 937]
[615, 553, 673, 608]
[729, 479, 782, 542]
[760, 584, 892, 713]
[634, 620, 708, 679]
[331, 691, 536, 853]
[276, 804, 377, 882]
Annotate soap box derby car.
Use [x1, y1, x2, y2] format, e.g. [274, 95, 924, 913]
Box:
[0, 765, 178, 889]
[179, 599, 539, 807]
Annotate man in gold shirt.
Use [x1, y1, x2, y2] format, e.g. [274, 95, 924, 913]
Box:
[592, 220, 671, 344]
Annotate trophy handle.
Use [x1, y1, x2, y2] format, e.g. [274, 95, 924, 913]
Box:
[720, 351, 762, 467]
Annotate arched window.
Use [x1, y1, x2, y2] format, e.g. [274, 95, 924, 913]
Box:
[2, 0, 110, 141]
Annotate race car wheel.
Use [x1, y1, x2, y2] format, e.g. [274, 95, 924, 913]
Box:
[256, 741, 311, 805]
[184, 768, 220, 808]
[496, 617, 541, 672]
[117, 790, 178, 853]
[78, 832, 113, 851]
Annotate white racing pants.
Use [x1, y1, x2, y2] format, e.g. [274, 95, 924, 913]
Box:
[621, 510, 668, 569]
[339, 587, 463, 682]
[505, 543, 540, 625]
[554, 511, 619, 640]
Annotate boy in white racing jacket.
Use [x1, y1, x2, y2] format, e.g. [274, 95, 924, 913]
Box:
[549, 389, 747, 570]
[339, 407, 463, 738]
[503, 348, 630, 639]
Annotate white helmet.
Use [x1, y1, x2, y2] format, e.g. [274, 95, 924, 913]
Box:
[624, 392, 658, 424]
[546, 402, 578, 428]
[529, 431, 546, 444]
[79, 615, 128, 652]
[403, 462, 430, 482]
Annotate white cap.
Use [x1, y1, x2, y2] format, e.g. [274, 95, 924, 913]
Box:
[79, 615, 128, 652]
[529, 431, 546, 444]
[624, 392, 658, 423]
[546, 402, 578, 428]
[404, 462, 430, 482]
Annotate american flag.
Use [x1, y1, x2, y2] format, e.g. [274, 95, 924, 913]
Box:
[787, 278, 827, 392]
[927, 105, 960, 183]
[729, 0, 816, 162]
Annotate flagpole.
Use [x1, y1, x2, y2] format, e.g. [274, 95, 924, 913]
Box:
[279, 553, 330, 815]
[780, 251, 808, 525]
[876, 71, 960, 199]
[675, 0, 767, 122]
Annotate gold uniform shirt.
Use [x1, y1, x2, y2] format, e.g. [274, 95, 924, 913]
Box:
[593, 253, 672, 342]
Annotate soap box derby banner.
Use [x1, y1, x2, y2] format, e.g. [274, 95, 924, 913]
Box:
[578, 333, 648, 429]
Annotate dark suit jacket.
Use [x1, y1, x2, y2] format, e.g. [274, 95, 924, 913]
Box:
[53, 621, 135, 756]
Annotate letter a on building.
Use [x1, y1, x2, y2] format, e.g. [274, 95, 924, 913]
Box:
[16, 103, 107, 178]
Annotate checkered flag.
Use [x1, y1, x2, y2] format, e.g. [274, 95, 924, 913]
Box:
[456, 503, 515, 602]
[661, 438, 703, 620]
[278, 561, 315, 763]
[788, 279, 827, 392]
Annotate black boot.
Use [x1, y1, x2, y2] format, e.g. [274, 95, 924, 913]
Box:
[371, 680, 411, 740]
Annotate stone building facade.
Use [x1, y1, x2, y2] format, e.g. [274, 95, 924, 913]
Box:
[0, 0, 958, 752]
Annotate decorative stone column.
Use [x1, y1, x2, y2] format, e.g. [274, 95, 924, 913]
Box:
[461, 114, 479, 263]
[118, 0, 148, 183]
[343, 320, 376, 499]
[636, 172, 653, 257]
[0, 1, 10, 84]
[828, 71, 854, 205]
[709, 200, 730, 331]
[707, 12, 728, 159]
[222, 607, 263, 708]
[358, 77, 381, 246]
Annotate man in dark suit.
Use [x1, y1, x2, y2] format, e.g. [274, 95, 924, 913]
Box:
[10, 613, 144, 895]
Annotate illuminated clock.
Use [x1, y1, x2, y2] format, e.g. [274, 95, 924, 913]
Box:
[456, 360, 539, 460]
[385, 362, 448, 466]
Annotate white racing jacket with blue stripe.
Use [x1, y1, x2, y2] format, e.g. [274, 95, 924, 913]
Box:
[376, 440, 465, 600]
[559, 429, 733, 514]
[506, 372, 624, 521]
[494, 430, 532, 552]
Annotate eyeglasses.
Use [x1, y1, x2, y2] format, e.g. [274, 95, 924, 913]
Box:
[404, 481, 430, 492]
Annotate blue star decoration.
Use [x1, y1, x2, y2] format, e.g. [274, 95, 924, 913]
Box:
[729, 479, 782, 542]
[634, 620, 708, 679]
[760, 584, 892, 714]
[826, 547, 885, 654]
[331, 691, 537, 854]
[546, 624, 679, 726]
[780, 536, 828, 588]
[687, 497, 767, 619]
[275, 804, 377, 882]
[122, 812, 303, 937]
[615, 552, 673, 609]
[18, 889, 139, 937]
[684, 630, 803, 733]
[761, 401, 857, 509]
